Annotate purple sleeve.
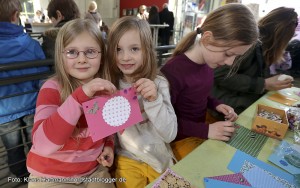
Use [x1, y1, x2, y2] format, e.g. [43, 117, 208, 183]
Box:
[207, 95, 222, 111]
[161, 64, 210, 139]
[177, 118, 209, 139]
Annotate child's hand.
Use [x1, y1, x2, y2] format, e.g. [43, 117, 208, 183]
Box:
[134, 78, 157, 102]
[82, 78, 116, 98]
[265, 75, 293, 91]
[97, 146, 114, 167]
[216, 104, 238, 122]
[208, 121, 235, 141]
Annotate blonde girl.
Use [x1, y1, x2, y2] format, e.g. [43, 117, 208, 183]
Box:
[161, 3, 259, 160]
[26, 19, 116, 188]
[106, 16, 177, 188]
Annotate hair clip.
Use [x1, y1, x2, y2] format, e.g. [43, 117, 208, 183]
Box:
[196, 27, 202, 34]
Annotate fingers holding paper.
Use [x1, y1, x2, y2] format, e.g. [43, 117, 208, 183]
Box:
[82, 78, 117, 98]
[216, 104, 238, 121]
[134, 78, 158, 102]
[208, 121, 235, 141]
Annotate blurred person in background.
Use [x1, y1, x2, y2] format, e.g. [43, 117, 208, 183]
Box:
[137, 5, 149, 21]
[0, 0, 48, 181]
[159, 3, 174, 46]
[84, 1, 102, 28]
[42, 0, 80, 58]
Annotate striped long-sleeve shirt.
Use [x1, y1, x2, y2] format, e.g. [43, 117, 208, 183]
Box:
[27, 79, 114, 178]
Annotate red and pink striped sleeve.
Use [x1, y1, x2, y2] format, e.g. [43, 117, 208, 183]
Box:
[32, 80, 90, 156]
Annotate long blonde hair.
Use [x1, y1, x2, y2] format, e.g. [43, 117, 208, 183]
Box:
[105, 16, 157, 88]
[173, 3, 258, 57]
[54, 18, 107, 102]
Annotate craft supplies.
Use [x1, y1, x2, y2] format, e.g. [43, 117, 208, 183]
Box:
[287, 106, 300, 144]
[252, 104, 289, 140]
[258, 110, 283, 123]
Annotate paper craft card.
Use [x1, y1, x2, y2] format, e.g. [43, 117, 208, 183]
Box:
[268, 141, 300, 175]
[204, 172, 251, 188]
[151, 168, 191, 188]
[241, 161, 294, 188]
[228, 150, 295, 184]
[267, 93, 298, 106]
[226, 124, 268, 157]
[83, 87, 143, 142]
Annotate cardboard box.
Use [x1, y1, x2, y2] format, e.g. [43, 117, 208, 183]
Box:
[252, 104, 288, 140]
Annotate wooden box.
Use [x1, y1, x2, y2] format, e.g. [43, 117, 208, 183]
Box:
[252, 104, 288, 140]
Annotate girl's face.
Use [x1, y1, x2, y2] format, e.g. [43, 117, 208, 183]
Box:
[63, 31, 101, 84]
[202, 42, 252, 69]
[116, 29, 143, 82]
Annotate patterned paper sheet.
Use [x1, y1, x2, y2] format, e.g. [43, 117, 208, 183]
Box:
[226, 124, 268, 157]
[152, 168, 191, 188]
[206, 172, 251, 186]
[241, 160, 296, 188]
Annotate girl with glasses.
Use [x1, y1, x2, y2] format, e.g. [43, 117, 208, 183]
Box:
[26, 19, 116, 188]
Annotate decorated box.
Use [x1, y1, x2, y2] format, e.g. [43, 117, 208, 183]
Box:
[252, 104, 288, 140]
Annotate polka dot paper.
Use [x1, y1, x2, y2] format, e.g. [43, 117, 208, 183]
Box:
[102, 96, 131, 127]
[83, 87, 143, 142]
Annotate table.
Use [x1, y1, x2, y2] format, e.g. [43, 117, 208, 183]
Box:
[30, 23, 53, 33]
[146, 87, 300, 187]
[149, 24, 169, 47]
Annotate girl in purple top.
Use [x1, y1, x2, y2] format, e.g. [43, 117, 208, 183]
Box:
[161, 4, 259, 160]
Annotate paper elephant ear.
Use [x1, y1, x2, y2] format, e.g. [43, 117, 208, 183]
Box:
[83, 87, 143, 142]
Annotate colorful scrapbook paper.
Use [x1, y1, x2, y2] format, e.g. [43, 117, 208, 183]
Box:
[228, 150, 295, 184]
[83, 87, 143, 142]
[241, 161, 293, 188]
[204, 172, 251, 188]
[204, 178, 251, 188]
[151, 168, 191, 188]
[226, 124, 268, 157]
[267, 92, 298, 106]
[268, 141, 300, 174]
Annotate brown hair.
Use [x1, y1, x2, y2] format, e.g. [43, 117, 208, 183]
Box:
[258, 7, 298, 66]
[172, 3, 258, 57]
[105, 16, 157, 88]
[47, 0, 80, 21]
[54, 18, 107, 102]
[0, 0, 21, 22]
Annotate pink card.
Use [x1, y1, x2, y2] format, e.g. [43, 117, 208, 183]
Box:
[83, 87, 143, 142]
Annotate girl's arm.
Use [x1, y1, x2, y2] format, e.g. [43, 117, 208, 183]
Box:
[32, 79, 116, 156]
[32, 80, 90, 156]
[143, 76, 177, 143]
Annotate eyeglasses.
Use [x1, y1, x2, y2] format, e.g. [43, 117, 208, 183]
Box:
[63, 48, 101, 59]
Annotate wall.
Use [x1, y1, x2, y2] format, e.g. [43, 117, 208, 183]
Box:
[120, 0, 168, 17]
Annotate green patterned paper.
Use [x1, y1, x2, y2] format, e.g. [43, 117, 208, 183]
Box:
[226, 124, 268, 157]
